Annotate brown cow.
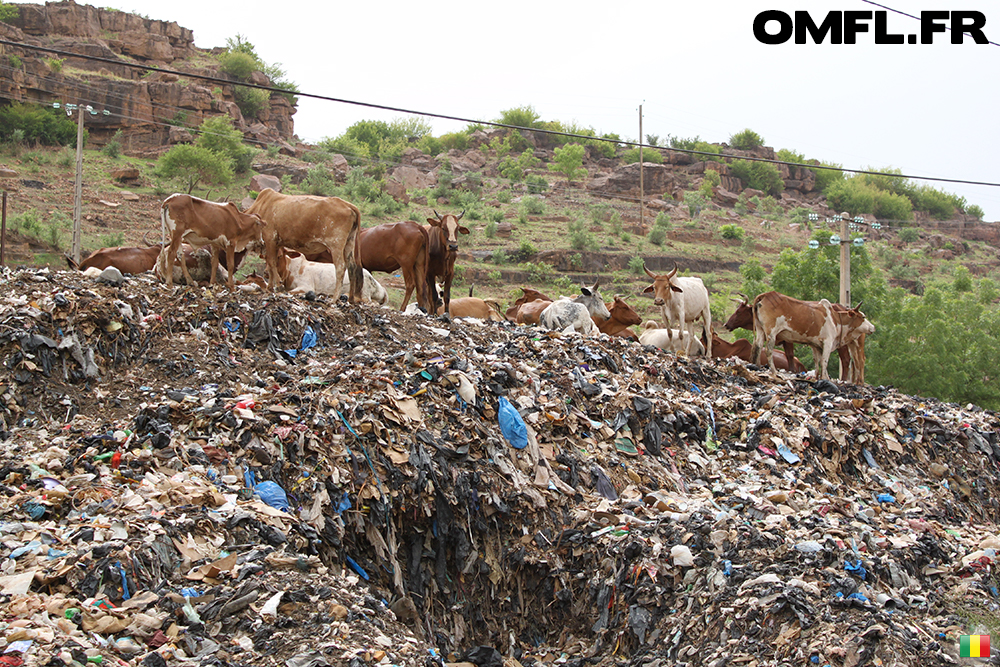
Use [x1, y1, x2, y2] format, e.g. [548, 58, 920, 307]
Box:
[726, 294, 864, 381]
[505, 288, 553, 322]
[160, 194, 263, 290]
[245, 189, 362, 302]
[424, 210, 469, 315]
[750, 291, 874, 380]
[515, 299, 552, 325]
[704, 331, 806, 372]
[440, 297, 504, 320]
[593, 297, 642, 340]
[70, 244, 247, 282]
[359, 221, 431, 311]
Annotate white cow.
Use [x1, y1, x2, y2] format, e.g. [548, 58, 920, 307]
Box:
[279, 251, 386, 303]
[638, 321, 706, 356]
[642, 263, 712, 357]
[538, 282, 611, 335]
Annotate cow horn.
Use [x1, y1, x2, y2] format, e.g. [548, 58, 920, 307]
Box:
[854, 300, 864, 311]
[433, 209, 442, 219]
[457, 209, 466, 221]
[592, 279, 600, 291]
[666, 263, 678, 279]
[737, 291, 749, 302]
[642, 262, 656, 279]
[142, 231, 156, 247]
[730, 297, 744, 304]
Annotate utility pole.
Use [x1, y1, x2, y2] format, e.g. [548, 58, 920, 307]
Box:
[839, 215, 850, 306]
[72, 102, 84, 265]
[638, 105, 644, 231]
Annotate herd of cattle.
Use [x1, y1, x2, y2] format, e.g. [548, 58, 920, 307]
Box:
[67, 192, 875, 383]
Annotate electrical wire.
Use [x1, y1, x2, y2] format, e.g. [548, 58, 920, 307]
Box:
[2, 36, 999, 192]
[859, 0, 1000, 47]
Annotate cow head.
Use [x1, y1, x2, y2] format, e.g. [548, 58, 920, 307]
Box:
[723, 292, 753, 332]
[576, 280, 611, 320]
[428, 210, 470, 251]
[642, 263, 683, 306]
[608, 296, 642, 326]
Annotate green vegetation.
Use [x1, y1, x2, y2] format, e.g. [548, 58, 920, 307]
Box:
[825, 176, 913, 221]
[648, 213, 671, 246]
[729, 159, 784, 196]
[0, 3, 19, 22]
[684, 191, 708, 218]
[219, 34, 299, 118]
[155, 144, 233, 193]
[521, 196, 545, 215]
[719, 224, 745, 240]
[548, 143, 587, 182]
[568, 219, 599, 251]
[621, 147, 663, 164]
[899, 227, 920, 243]
[729, 128, 764, 150]
[45, 57, 64, 73]
[628, 256, 646, 274]
[7, 54, 21, 69]
[196, 115, 257, 173]
[669, 135, 722, 162]
[498, 149, 540, 182]
[0, 103, 81, 146]
[101, 130, 123, 159]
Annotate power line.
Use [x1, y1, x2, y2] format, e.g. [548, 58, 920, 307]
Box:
[859, 0, 1000, 47]
[2, 37, 999, 193]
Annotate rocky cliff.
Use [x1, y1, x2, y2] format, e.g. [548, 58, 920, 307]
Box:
[0, 0, 298, 154]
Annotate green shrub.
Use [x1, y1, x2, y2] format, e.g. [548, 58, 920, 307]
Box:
[621, 147, 663, 164]
[719, 223, 746, 240]
[99, 231, 126, 247]
[788, 207, 812, 226]
[609, 211, 623, 237]
[913, 185, 956, 220]
[669, 135, 723, 162]
[521, 261, 552, 281]
[628, 256, 646, 274]
[439, 131, 469, 151]
[7, 54, 20, 68]
[484, 221, 497, 238]
[826, 177, 914, 221]
[488, 269, 502, 283]
[648, 227, 666, 246]
[899, 227, 920, 243]
[0, 103, 81, 146]
[496, 106, 543, 129]
[522, 196, 545, 215]
[492, 249, 509, 264]
[730, 159, 784, 196]
[302, 165, 336, 196]
[265, 145, 279, 158]
[684, 191, 708, 218]
[729, 128, 765, 150]
[416, 134, 444, 156]
[653, 213, 671, 230]
[0, 3, 19, 22]
[568, 219, 599, 251]
[45, 57, 64, 73]
[234, 85, 270, 120]
[809, 161, 844, 193]
[517, 209, 529, 225]
[703, 169, 721, 189]
[548, 143, 587, 182]
[498, 149, 540, 182]
[967, 204, 985, 221]
[497, 189, 513, 204]
[525, 174, 548, 194]
[156, 144, 233, 193]
[219, 51, 257, 79]
[487, 208, 504, 223]
[10, 210, 42, 236]
[102, 130, 123, 158]
[777, 148, 806, 164]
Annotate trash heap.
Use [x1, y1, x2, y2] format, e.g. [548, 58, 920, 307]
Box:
[0, 266, 998, 667]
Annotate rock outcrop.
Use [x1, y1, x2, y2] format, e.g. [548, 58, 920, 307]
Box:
[0, 1, 297, 151]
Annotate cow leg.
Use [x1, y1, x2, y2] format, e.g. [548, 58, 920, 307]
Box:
[165, 232, 185, 287]
[703, 310, 713, 358]
[817, 344, 833, 381]
[179, 244, 197, 287]
[264, 240, 279, 291]
[413, 243, 430, 312]
[442, 271, 453, 315]
[399, 262, 416, 311]
[328, 245, 345, 302]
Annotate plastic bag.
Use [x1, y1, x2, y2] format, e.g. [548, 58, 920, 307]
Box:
[497, 396, 527, 449]
[254, 480, 290, 511]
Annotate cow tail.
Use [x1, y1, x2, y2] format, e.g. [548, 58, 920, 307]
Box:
[749, 299, 762, 364]
[416, 235, 429, 312]
[158, 200, 168, 277]
[348, 204, 363, 303]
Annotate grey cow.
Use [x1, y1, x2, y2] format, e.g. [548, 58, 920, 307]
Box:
[539, 281, 611, 334]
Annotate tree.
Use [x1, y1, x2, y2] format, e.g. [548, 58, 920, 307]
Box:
[195, 116, 256, 174]
[156, 145, 233, 193]
[548, 143, 587, 183]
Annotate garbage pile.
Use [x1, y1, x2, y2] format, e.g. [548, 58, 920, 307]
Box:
[0, 266, 998, 667]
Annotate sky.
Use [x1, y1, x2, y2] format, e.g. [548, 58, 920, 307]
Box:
[28, 0, 1000, 220]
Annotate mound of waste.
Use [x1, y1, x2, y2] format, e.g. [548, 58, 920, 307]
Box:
[0, 266, 998, 667]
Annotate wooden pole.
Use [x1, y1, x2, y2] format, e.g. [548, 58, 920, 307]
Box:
[1, 191, 6, 268]
[639, 105, 644, 231]
[72, 104, 84, 265]
[839, 215, 850, 306]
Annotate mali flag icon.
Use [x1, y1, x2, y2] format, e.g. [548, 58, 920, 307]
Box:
[961, 634, 990, 657]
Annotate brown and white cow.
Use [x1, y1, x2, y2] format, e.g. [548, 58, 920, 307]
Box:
[424, 210, 470, 315]
[750, 291, 874, 380]
[245, 188, 363, 302]
[643, 263, 713, 357]
[274, 250, 386, 303]
[593, 297, 642, 340]
[160, 194, 263, 290]
[727, 294, 864, 381]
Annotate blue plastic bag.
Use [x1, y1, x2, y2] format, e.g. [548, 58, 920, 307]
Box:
[254, 480, 290, 511]
[497, 396, 528, 449]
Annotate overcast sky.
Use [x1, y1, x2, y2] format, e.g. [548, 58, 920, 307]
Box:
[43, 0, 1000, 220]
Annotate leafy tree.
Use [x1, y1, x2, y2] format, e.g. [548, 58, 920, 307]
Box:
[967, 204, 985, 220]
[739, 259, 769, 300]
[809, 160, 844, 193]
[729, 128, 765, 150]
[730, 159, 784, 196]
[0, 102, 81, 146]
[156, 144, 233, 193]
[219, 51, 257, 79]
[548, 143, 587, 183]
[0, 3, 19, 22]
[496, 105, 543, 129]
[621, 147, 663, 164]
[195, 116, 256, 173]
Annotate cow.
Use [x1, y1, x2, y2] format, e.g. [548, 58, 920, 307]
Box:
[273, 250, 386, 302]
[506, 287, 553, 323]
[160, 194, 263, 290]
[70, 245, 161, 274]
[593, 297, 642, 340]
[359, 221, 432, 311]
[703, 330, 806, 372]
[642, 263, 713, 357]
[516, 299, 553, 325]
[155, 245, 245, 285]
[245, 188, 362, 302]
[424, 210, 470, 315]
[440, 297, 504, 320]
[726, 294, 861, 381]
[639, 321, 706, 356]
[750, 291, 874, 380]
[539, 282, 611, 334]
